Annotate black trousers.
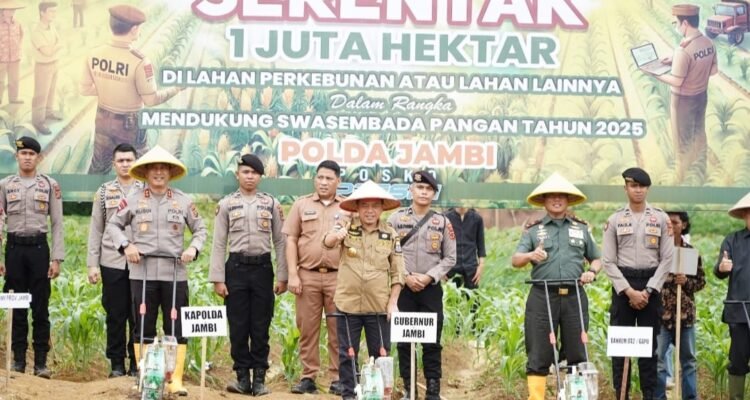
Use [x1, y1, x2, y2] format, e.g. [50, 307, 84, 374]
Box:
[610, 279, 661, 400]
[131, 280, 189, 344]
[728, 323, 750, 375]
[225, 255, 275, 370]
[448, 266, 479, 290]
[525, 285, 589, 375]
[397, 284, 444, 380]
[337, 313, 391, 397]
[4, 240, 51, 358]
[101, 265, 135, 362]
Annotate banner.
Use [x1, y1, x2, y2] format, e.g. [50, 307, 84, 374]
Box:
[1, 0, 748, 205]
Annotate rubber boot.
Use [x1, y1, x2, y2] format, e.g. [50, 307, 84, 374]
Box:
[729, 374, 746, 400]
[252, 368, 270, 396]
[33, 352, 51, 379]
[226, 369, 252, 394]
[167, 344, 188, 396]
[12, 352, 25, 373]
[527, 375, 546, 400]
[425, 378, 440, 400]
[109, 358, 126, 378]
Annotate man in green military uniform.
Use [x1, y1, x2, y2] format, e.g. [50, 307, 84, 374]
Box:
[512, 172, 602, 400]
[80, 4, 182, 174]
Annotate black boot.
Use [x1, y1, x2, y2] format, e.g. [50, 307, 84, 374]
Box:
[425, 378, 440, 400]
[226, 369, 252, 394]
[11, 352, 25, 373]
[127, 356, 138, 377]
[109, 359, 126, 378]
[33, 352, 51, 379]
[401, 378, 417, 400]
[252, 368, 270, 396]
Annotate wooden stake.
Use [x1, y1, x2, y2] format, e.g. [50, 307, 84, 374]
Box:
[200, 337, 207, 400]
[5, 290, 13, 390]
[619, 357, 630, 400]
[674, 248, 683, 400]
[410, 343, 416, 400]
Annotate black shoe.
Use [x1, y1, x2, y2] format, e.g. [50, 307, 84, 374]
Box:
[46, 112, 63, 121]
[11, 360, 25, 373]
[109, 359, 126, 378]
[329, 380, 343, 396]
[425, 378, 440, 400]
[127, 357, 138, 376]
[33, 122, 51, 135]
[227, 369, 252, 394]
[33, 366, 51, 379]
[291, 378, 317, 394]
[251, 368, 270, 396]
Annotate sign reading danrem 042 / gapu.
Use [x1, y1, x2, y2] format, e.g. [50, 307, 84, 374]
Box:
[7, 0, 745, 205]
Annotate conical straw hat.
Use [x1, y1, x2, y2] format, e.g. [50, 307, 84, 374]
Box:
[0, 0, 25, 10]
[527, 172, 587, 207]
[128, 145, 187, 182]
[340, 180, 401, 212]
[728, 192, 750, 219]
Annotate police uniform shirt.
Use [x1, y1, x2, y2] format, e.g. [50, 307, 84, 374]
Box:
[516, 215, 600, 281]
[80, 40, 158, 113]
[386, 207, 457, 283]
[107, 187, 207, 281]
[0, 174, 64, 260]
[601, 203, 674, 294]
[671, 33, 716, 96]
[332, 219, 405, 314]
[86, 179, 144, 271]
[209, 191, 288, 283]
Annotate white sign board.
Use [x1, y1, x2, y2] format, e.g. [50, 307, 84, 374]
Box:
[606, 326, 653, 358]
[0, 293, 31, 309]
[181, 306, 228, 337]
[390, 312, 438, 344]
[671, 247, 699, 275]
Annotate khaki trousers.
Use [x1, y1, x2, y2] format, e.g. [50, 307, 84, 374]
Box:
[296, 268, 339, 381]
[0, 61, 20, 103]
[32, 61, 58, 125]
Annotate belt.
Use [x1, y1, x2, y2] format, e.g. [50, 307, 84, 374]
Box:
[97, 107, 137, 120]
[534, 284, 574, 296]
[7, 233, 46, 246]
[618, 266, 657, 279]
[309, 266, 336, 273]
[229, 252, 271, 265]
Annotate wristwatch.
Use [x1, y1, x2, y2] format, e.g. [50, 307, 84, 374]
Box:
[646, 287, 656, 295]
[120, 240, 130, 250]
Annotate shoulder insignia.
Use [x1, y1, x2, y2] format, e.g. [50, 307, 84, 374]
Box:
[191, 203, 200, 219]
[214, 206, 220, 217]
[446, 221, 455, 240]
[130, 48, 145, 59]
[568, 214, 588, 225]
[524, 219, 543, 230]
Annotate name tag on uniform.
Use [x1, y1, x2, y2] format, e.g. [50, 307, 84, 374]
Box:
[617, 226, 633, 235]
[568, 228, 584, 239]
[645, 226, 660, 236]
[34, 192, 48, 201]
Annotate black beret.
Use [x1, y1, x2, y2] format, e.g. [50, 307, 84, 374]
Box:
[622, 167, 651, 186]
[238, 154, 264, 174]
[15, 136, 41, 154]
[412, 170, 438, 191]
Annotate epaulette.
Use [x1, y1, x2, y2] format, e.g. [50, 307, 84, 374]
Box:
[568, 214, 589, 225]
[524, 219, 543, 230]
[130, 48, 145, 59]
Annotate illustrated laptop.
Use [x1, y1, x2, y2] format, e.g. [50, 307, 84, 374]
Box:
[630, 43, 671, 75]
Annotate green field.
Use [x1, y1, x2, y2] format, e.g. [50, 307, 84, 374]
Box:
[1, 205, 742, 398]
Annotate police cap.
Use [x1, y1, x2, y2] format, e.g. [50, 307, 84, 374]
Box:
[672, 4, 699, 17]
[109, 4, 146, 25]
[622, 167, 651, 186]
[15, 136, 41, 154]
[412, 170, 438, 191]
[238, 154, 264, 175]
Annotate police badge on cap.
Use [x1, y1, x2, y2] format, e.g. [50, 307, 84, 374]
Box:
[412, 170, 438, 191]
[238, 154, 264, 175]
[15, 137, 41, 154]
[622, 167, 651, 187]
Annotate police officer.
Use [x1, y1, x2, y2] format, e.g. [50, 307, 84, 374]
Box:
[0, 136, 64, 378]
[602, 168, 674, 400]
[80, 4, 182, 174]
[210, 154, 287, 396]
[511, 172, 602, 400]
[107, 145, 207, 396]
[324, 180, 405, 400]
[647, 4, 717, 183]
[387, 171, 456, 400]
[87, 143, 143, 377]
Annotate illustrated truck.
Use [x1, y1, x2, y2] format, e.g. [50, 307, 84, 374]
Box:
[706, 0, 749, 45]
